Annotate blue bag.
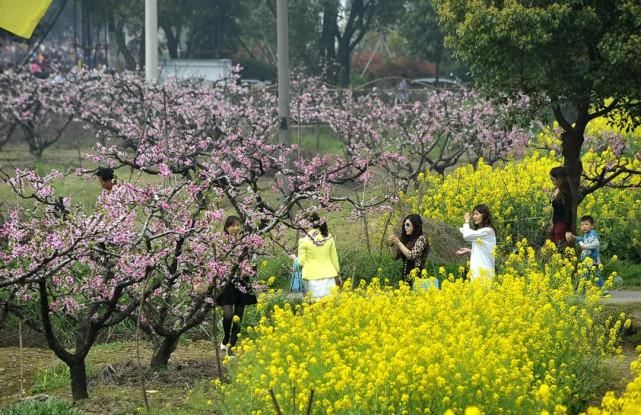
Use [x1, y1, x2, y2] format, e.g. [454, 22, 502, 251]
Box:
[290, 257, 303, 292]
[414, 276, 440, 292]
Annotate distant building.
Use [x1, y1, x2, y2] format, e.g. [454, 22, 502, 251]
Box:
[159, 59, 232, 83]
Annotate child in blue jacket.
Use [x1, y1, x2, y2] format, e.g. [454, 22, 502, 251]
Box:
[568, 215, 603, 288]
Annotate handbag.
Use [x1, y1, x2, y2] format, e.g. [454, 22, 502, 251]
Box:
[414, 276, 440, 292]
[290, 257, 303, 292]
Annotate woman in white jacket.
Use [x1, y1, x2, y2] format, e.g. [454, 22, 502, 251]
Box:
[456, 204, 497, 281]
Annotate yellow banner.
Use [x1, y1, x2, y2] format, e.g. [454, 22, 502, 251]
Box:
[0, 0, 53, 39]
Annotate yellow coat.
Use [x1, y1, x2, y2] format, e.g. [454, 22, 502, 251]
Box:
[298, 232, 340, 280]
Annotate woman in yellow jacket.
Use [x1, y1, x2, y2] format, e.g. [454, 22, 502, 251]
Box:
[297, 212, 340, 299]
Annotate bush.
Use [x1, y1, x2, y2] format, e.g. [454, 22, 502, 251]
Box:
[215, 243, 624, 414]
[0, 397, 84, 415]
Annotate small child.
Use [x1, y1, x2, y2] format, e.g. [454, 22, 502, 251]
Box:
[568, 215, 603, 288]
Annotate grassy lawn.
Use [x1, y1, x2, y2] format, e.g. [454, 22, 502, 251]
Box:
[0, 340, 221, 414]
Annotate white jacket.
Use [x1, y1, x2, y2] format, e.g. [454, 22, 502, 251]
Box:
[459, 223, 496, 281]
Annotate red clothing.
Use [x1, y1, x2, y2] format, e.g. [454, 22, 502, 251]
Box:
[550, 222, 569, 243]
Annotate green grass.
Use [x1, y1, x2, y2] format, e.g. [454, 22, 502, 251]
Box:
[605, 259, 641, 289]
[0, 397, 85, 415]
[291, 126, 345, 155]
[31, 364, 95, 395]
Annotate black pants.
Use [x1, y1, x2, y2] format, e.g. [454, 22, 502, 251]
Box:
[221, 304, 245, 347]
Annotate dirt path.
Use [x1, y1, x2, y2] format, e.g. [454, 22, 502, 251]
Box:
[601, 289, 641, 305]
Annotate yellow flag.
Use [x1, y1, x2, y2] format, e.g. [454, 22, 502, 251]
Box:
[0, 0, 53, 39]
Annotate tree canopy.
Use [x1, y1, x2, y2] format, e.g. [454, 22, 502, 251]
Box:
[434, 0, 641, 211]
[434, 0, 641, 127]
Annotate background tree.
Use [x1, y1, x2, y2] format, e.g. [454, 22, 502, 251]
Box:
[434, 0, 641, 223]
[92, 0, 247, 69]
[159, 0, 246, 59]
[0, 71, 80, 159]
[238, 0, 323, 74]
[0, 170, 150, 400]
[240, 0, 404, 85]
[77, 71, 390, 369]
[298, 80, 532, 188]
[401, 0, 450, 81]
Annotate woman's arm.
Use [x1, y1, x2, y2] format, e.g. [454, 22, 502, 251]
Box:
[329, 238, 340, 274]
[459, 223, 493, 242]
[395, 235, 427, 260]
[297, 239, 308, 267]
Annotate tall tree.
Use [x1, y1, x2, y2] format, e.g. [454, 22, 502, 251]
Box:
[240, 0, 403, 86]
[92, 0, 246, 68]
[321, 0, 404, 86]
[434, 0, 641, 222]
[401, 0, 449, 80]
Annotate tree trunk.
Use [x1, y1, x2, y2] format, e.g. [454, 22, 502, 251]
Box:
[114, 21, 137, 70]
[434, 61, 440, 83]
[560, 129, 584, 232]
[22, 126, 43, 160]
[162, 24, 180, 59]
[0, 302, 8, 333]
[320, 2, 338, 83]
[336, 43, 351, 87]
[0, 122, 17, 151]
[149, 335, 179, 369]
[68, 358, 89, 400]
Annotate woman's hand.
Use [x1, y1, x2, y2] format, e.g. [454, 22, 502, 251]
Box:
[387, 235, 399, 246]
[193, 283, 209, 295]
[456, 247, 471, 256]
[464, 213, 471, 223]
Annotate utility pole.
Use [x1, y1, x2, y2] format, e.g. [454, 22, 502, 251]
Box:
[145, 0, 158, 82]
[277, 0, 290, 152]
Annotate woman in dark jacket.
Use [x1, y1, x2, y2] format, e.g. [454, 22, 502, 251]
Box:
[549, 166, 574, 248]
[387, 214, 429, 287]
[217, 216, 257, 355]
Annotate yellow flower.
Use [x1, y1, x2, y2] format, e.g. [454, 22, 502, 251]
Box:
[537, 384, 550, 402]
[465, 407, 482, 415]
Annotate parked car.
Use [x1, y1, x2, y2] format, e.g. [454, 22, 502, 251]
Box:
[241, 78, 273, 88]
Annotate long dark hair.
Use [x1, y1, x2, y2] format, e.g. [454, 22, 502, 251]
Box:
[224, 216, 242, 234]
[550, 166, 572, 204]
[309, 212, 329, 237]
[399, 214, 426, 248]
[472, 204, 496, 234]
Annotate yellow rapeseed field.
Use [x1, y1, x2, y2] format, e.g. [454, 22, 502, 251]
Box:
[399, 153, 641, 259]
[215, 243, 625, 414]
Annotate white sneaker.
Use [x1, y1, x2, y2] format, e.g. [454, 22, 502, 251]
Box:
[220, 343, 228, 353]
